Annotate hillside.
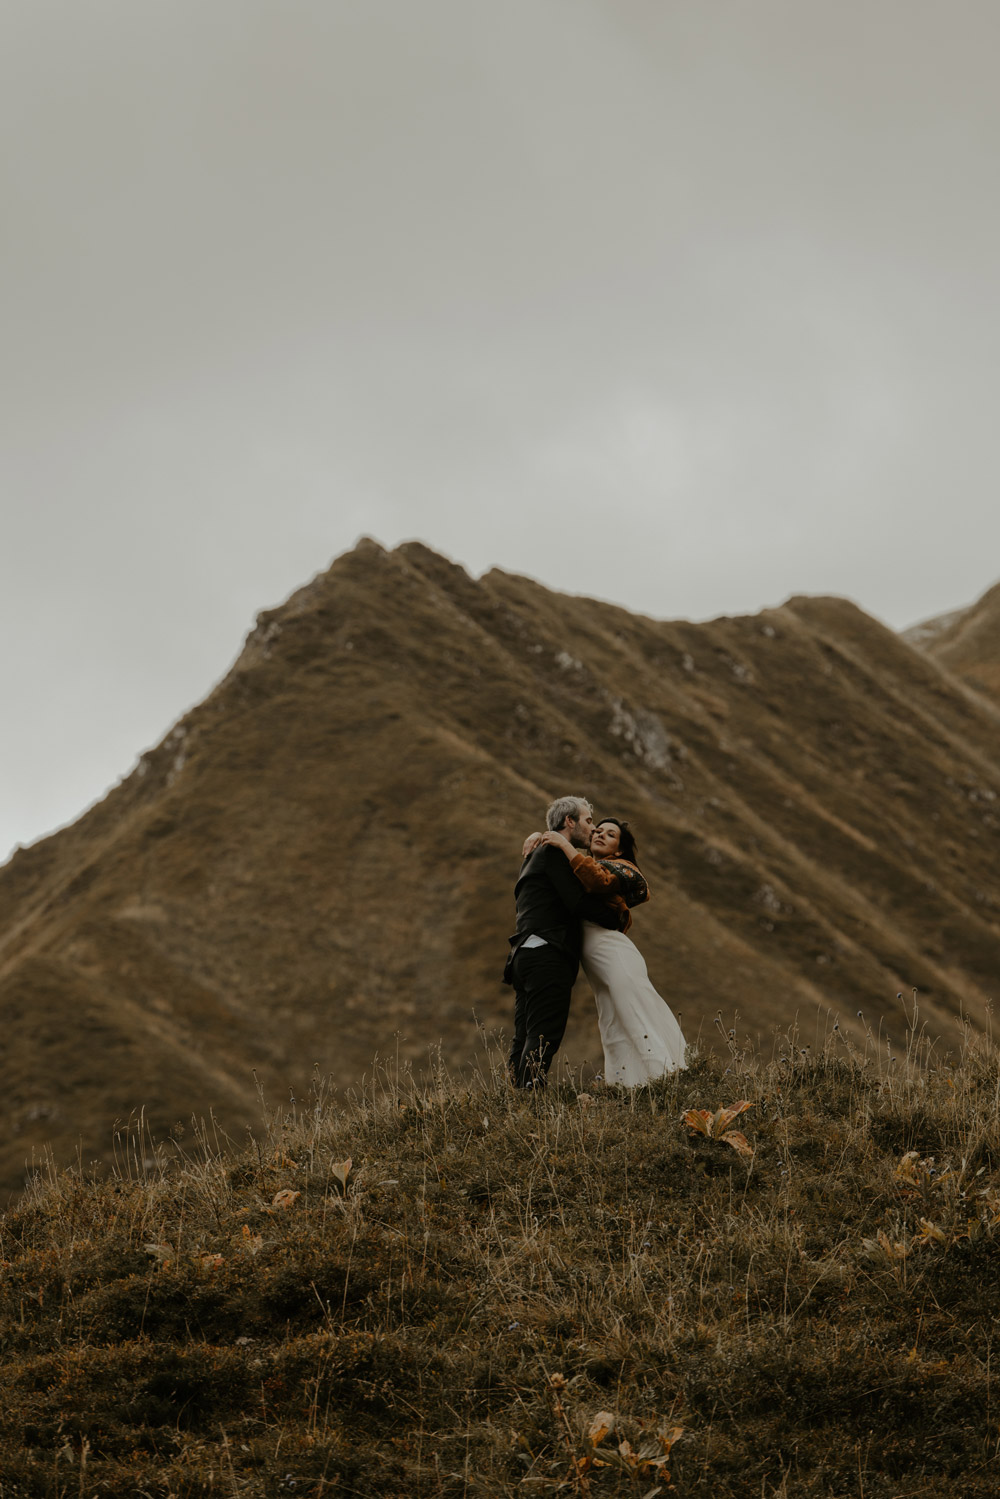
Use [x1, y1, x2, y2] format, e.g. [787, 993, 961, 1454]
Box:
[2, 540, 1000, 1194]
[906, 580, 1000, 704]
[1, 1035, 999, 1496]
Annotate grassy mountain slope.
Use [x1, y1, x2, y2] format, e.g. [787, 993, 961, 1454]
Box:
[1, 541, 1000, 1194]
[1, 1031, 999, 1496]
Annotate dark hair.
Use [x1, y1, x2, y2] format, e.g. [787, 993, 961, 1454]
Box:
[597, 817, 639, 867]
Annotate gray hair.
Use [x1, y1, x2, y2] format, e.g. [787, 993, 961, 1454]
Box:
[545, 795, 593, 832]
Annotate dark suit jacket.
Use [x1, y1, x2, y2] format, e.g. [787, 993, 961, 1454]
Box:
[502, 844, 585, 984]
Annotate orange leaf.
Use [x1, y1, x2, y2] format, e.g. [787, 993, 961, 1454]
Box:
[330, 1158, 353, 1190]
[681, 1109, 713, 1136]
[588, 1411, 616, 1445]
[715, 1100, 752, 1131]
[272, 1188, 301, 1210]
[722, 1130, 753, 1158]
[682, 1103, 752, 1141]
[916, 1218, 948, 1246]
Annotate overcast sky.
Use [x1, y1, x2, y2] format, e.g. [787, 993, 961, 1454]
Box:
[3, 0, 1000, 861]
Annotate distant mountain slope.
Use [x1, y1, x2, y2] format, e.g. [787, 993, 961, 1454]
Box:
[900, 607, 970, 651]
[2, 541, 1000, 1195]
[906, 580, 1000, 703]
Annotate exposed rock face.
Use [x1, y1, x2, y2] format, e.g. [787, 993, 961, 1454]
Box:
[2, 541, 1000, 1195]
[907, 580, 1000, 704]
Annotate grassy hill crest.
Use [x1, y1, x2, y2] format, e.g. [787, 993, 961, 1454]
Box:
[2, 1017, 999, 1496]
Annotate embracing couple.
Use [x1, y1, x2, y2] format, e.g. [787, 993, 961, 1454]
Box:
[503, 795, 686, 1089]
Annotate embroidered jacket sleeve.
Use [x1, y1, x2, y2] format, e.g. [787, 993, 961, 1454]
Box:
[569, 854, 649, 907]
[569, 855, 649, 933]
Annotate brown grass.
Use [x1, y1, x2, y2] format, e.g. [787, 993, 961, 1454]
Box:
[2, 1003, 1000, 1496]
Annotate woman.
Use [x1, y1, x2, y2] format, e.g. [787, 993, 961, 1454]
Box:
[525, 818, 686, 1085]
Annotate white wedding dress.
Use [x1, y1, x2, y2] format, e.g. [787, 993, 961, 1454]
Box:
[581, 920, 686, 1085]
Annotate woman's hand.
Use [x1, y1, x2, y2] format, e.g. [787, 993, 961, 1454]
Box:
[537, 830, 578, 860]
[521, 831, 544, 858]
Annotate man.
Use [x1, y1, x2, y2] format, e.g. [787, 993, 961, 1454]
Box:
[504, 795, 595, 1087]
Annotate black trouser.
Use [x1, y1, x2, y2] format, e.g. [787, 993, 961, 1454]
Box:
[508, 945, 576, 1088]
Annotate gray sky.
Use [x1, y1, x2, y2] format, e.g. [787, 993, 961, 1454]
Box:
[3, 0, 1000, 861]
